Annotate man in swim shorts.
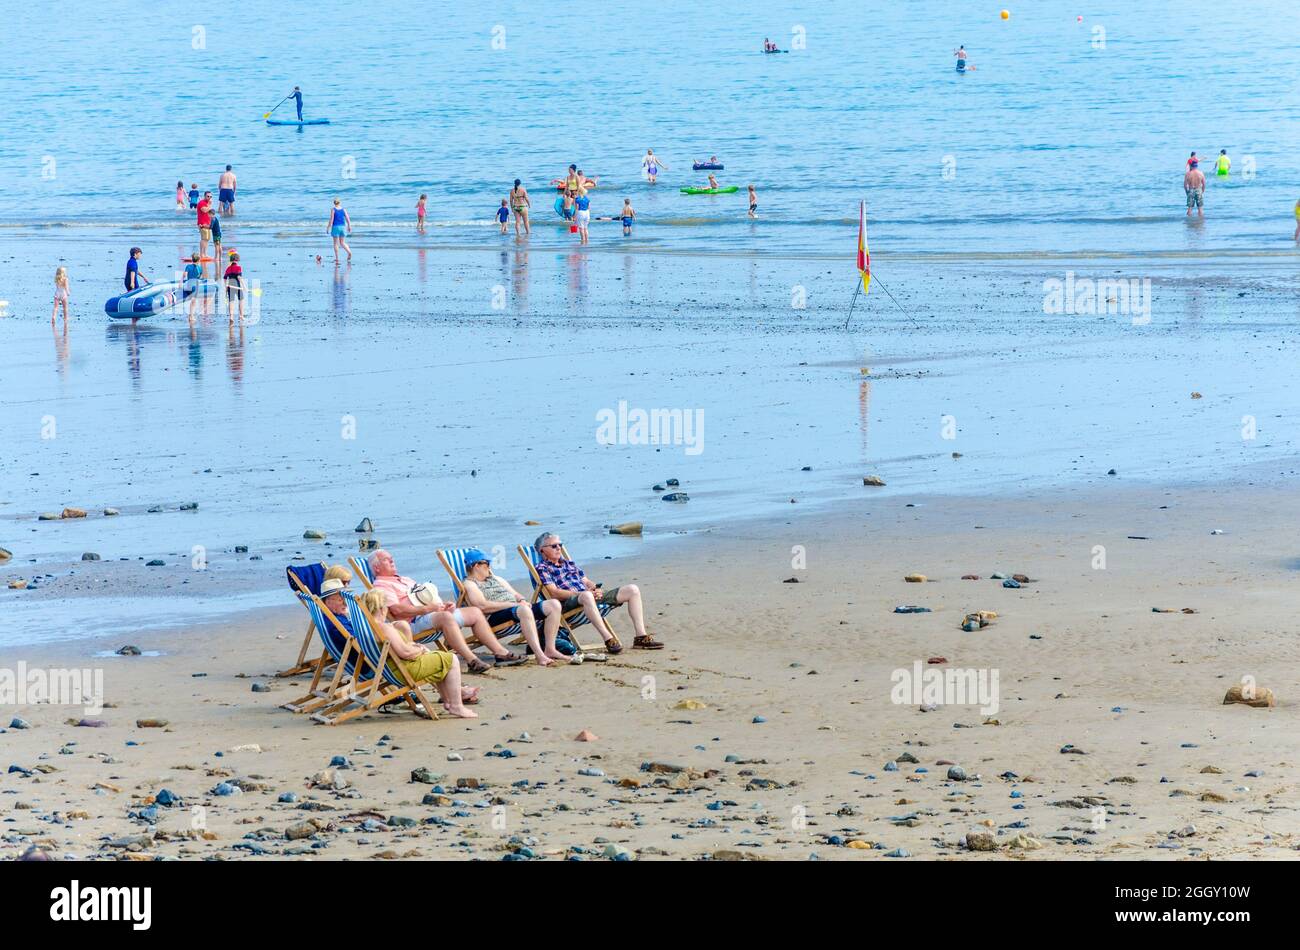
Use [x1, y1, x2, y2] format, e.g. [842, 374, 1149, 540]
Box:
[1184, 160, 1206, 217]
[218, 165, 237, 215]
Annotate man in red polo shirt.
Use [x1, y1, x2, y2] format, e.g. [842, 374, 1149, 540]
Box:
[196, 191, 214, 265]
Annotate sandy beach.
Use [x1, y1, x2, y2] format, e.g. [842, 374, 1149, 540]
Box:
[5, 477, 1297, 861]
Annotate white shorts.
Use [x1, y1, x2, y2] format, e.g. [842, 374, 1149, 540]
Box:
[410, 609, 465, 635]
[576, 209, 590, 226]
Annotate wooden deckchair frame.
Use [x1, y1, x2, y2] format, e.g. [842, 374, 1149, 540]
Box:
[516, 543, 618, 653]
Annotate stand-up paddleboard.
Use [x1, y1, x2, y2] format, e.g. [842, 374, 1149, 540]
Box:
[266, 118, 330, 126]
[692, 162, 724, 171]
[763, 48, 788, 54]
[105, 279, 218, 318]
[680, 186, 739, 195]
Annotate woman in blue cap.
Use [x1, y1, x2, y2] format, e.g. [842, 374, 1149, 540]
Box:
[461, 549, 570, 665]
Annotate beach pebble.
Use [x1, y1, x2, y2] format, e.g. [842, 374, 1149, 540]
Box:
[115, 644, 142, 656]
[1059, 744, 1087, 755]
[609, 522, 643, 535]
[1002, 578, 1021, 588]
[666, 478, 680, 486]
[603, 844, 635, 861]
[179, 502, 198, 511]
[303, 529, 326, 540]
[752, 716, 766, 724]
[235, 545, 248, 553]
[884, 761, 899, 772]
[0, 547, 11, 562]
[961, 574, 980, 580]
[75, 719, 107, 728]
[38, 513, 59, 521]
[355, 518, 374, 533]
[894, 605, 931, 614]
[136, 719, 168, 728]
[578, 767, 605, 777]
[251, 683, 270, 693]
[1222, 684, 1275, 708]
[330, 755, 353, 769]
[61, 507, 87, 519]
[278, 792, 298, 803]
[7, 579, 29, 589]
[575, 729, 599, 742]
[103, 508, 120, 516]
[884, 848, 910, 858]
[211, 782, 239, 796]
[146, 559, 165, 567]
[862, 475, 886, 486]
[660, 492, 689, 503]
[9, 717, 30, 729]
[674, 700, 707, 711]
[896, 752, 919, 764]
[81, 552, 101, 561]
[446, 752, 464, 762]
[947, 766, 967, 781]
[904, 573, 926, 583]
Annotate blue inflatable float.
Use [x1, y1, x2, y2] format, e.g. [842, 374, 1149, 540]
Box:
[104, 279, 218, 318]
[692, 162, 724, 170]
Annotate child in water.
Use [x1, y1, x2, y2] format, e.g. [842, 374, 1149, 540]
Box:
[416, 194, 426, 232]
[707, 173, 720, 190]
[184, 252, 202, 318]
[51, 267, 70, 323]
[748, 184, 758, 218]
[497, 199, 510, 233]
[621, 198, 635, 236]
[223, 251, 245, 321]
[188, 183, 200, 209]
[1293, 199, 1300, 241]
[175, 181, 186, 211]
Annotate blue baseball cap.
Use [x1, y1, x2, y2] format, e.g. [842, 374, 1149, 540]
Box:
[463, 549, 490, 569]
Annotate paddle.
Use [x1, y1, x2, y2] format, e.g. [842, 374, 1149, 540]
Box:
[263, 95, 291, 119]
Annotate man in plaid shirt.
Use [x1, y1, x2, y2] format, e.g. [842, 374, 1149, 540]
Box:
[533, 532, 664, 653]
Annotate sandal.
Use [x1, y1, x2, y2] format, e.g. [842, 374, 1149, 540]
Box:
[491, 653, 524, 667]
[466, 658, 491, 675]
[633, 635, 665, 650]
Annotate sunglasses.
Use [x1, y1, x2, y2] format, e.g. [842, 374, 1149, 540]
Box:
[542, 543, 561, 549]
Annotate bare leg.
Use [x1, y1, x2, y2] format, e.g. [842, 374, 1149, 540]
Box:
[616, 583, 648, 638]
[437, 615, 478, 665]
[540, 599, 566, 659]
[515, 606, 553, 666]
[577, 589, 613, 643]
[459, 606, 511, 658]
[435, 663, 477, 718]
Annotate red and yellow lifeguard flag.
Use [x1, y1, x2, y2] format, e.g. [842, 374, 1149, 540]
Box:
[857, 200, 871, 293]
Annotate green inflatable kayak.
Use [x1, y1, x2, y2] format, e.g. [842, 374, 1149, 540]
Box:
[680, 186, 739, 195]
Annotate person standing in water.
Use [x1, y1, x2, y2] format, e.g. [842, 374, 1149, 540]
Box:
[1216, 149, 1231, 177]
[416, 193, 427, 233]
[620, 198, 635, 236]
[642, 149, 667, 184]
[748, 184, 758, 218]
[51, 267, 70, 324]
[955, 46, 969, 72]
[218, 165, 237, 215]
[328, 197, 352, 262]
[1184, 160, 1206, 218]
[1293, 198, 1300, 241]
[574, 188, 591, 244]
[509, 179, 531, 235]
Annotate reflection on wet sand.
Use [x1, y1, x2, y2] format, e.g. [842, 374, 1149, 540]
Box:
[227, 320, 246, 388]
[511, 247, 529, 311]
[332, 263, 351, 315]
[52, 318, 70, 379]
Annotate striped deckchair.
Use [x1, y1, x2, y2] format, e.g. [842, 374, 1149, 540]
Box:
[436, 548, 524, 646]
[517, 543, 618, 652]
[282, 590, 361, 715]
[350, 554, 376, 589]
[279, 563, 330, 677]
[309, 590, 439, 725]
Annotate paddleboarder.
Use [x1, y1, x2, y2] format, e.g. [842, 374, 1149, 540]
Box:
[290, 86, 303, 121]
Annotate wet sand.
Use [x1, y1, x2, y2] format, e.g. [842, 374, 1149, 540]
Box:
[5, 479, 1298, 861]
[4, 225, 1300, 644]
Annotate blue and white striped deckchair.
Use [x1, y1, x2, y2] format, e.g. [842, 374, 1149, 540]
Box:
[436, 547, 524, 646]
[313, 590, 438, 725]
[350, 554, 376, 589]
[517, 544, 618, 652]
[282, 591, 361, 715]
[280, 563, 329, 677]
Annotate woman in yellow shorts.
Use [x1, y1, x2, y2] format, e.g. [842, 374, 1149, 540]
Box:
[361, 590, 479, 718]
